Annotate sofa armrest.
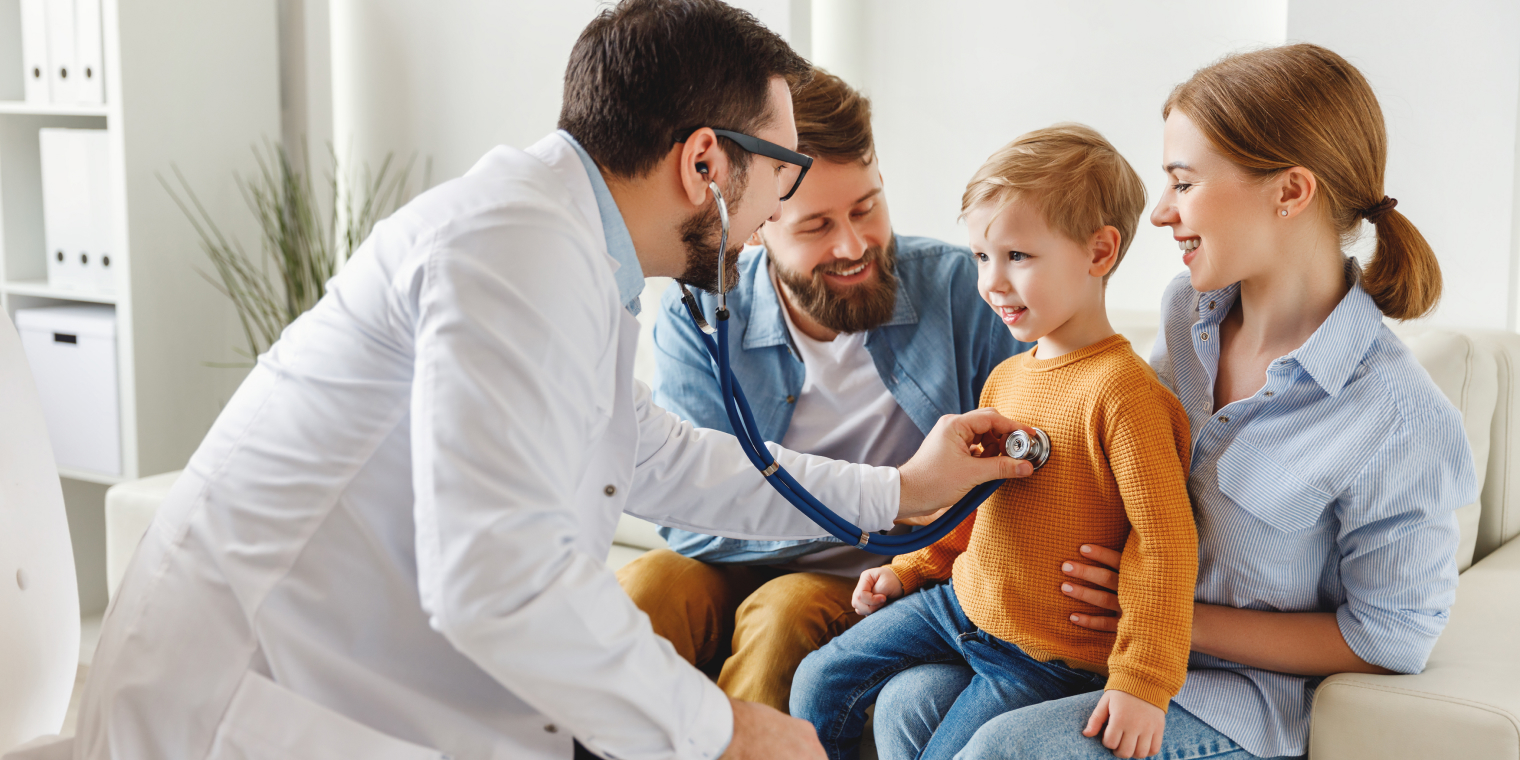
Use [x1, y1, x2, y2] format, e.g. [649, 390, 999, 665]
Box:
[1309, 538, 1520, 759]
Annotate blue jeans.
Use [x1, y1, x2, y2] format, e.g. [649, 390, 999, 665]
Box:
[791, 583, 1107, 760]
[874, 665, 1298, 760]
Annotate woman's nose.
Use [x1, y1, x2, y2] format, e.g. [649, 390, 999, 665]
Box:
[1150, 195, 1179, 227]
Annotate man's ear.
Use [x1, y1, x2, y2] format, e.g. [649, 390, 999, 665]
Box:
[678, 128, 727, 207]
[1088, 226, 1121, 278]
[747, 228, 765, 247]
[1275, 166, 1318, 218]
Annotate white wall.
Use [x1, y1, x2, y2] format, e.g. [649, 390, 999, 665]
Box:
[1287, 0, 1520, 329]
[826, 1, 1289, 315]
[328, 0, 602, 184]
[289, 1, 1520, 329]
[324, 0, 805, 186]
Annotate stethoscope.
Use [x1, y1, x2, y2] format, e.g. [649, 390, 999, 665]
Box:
[675, 174, 1050, 555]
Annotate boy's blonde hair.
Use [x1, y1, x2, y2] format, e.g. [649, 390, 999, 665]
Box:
[961, 124, 1146, 281]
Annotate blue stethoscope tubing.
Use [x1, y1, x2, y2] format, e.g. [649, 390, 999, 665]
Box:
[679, 177, 1003, 555]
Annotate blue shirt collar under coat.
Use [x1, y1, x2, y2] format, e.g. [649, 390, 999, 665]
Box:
[558, 129, 644, 315]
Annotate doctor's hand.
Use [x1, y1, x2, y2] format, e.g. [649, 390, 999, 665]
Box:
[722, 696, 825, 760]
[896, 408, 1035, 521]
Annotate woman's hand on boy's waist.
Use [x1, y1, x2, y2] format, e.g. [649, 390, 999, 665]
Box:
[1059, 543, 1399, 678]
[1060, 543, 1124, 632]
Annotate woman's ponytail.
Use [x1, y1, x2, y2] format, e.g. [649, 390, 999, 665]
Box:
[1363, 207, 1442, 320]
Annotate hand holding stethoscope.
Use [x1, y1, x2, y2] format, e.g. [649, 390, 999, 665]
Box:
[678, 171, 1049, 553]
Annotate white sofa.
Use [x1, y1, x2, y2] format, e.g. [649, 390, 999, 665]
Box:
[103, 312, 1520, 758]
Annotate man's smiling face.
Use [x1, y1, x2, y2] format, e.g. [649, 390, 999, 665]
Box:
[760, 155, 898, 334]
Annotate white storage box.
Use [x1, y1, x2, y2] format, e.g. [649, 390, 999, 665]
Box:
[15, 305, 121, 476]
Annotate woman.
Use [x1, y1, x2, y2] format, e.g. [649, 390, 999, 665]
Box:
[871, 43, 1476, 760]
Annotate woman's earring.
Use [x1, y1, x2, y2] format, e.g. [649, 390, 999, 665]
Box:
[1279, 209, 1289, 217]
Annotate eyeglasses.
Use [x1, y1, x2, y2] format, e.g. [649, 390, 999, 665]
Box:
[675, 127, 814, 201]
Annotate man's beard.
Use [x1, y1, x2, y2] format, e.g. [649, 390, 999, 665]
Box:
[774, 236, 900, 334]
[676, 178, 746, 295]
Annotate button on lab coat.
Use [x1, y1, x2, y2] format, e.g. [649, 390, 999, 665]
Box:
[72, 133, 900, 760]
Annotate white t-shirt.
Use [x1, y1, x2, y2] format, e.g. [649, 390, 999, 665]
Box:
[776, 292, 924, 577]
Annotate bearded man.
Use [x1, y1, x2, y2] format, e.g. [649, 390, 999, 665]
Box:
[618, 69, 1032, 714]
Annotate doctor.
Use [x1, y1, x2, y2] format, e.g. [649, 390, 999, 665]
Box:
[68, 1, 1030, 759]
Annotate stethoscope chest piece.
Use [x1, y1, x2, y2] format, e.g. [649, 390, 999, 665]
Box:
[1004, 428, 1051, 471]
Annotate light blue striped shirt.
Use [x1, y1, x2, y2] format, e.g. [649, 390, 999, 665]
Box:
[1151, 260, 1476, 758]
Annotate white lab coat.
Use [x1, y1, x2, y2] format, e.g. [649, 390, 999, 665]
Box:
[71, 133, 900, 760]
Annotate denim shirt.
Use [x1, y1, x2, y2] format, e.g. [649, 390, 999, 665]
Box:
[1152, 262, 1477, 758]
[652, 235, 1031, 564]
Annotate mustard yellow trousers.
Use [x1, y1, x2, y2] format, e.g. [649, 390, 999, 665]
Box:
[616, 549, 863, 713]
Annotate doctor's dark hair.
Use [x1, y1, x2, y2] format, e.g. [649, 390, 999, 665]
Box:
[1165, 44, 1440, 320]
[558, 0, 812, 179]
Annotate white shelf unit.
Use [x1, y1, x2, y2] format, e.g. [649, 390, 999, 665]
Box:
[0, 4, 278, 496]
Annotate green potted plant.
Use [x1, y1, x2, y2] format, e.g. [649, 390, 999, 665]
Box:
[164, 141, 428, 365]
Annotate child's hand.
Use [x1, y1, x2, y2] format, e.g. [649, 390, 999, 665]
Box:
[1082, 689, 1165, 759]
[851, 567, 903, 616]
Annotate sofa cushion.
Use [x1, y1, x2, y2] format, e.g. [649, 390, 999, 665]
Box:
[1473, 330, 1520, 563]
[1109, 309, 1161, 362]
[614, 514, 669, 552]
[1393, 328, 1496, 572]
[1310, 537, 1520, 759]
[104, 470, 183, 600]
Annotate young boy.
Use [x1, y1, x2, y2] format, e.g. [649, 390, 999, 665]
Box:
[790, 124, 1198, 760]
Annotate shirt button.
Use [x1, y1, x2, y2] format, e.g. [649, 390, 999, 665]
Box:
[1264, 391, 1274, 397]
[1200, 332, 1209, 341]
[603, 485, 616, 497]
[786, 395, 796, 404]
[544, 724, 558, 734]
[1209, 300, 1216, 310]
[1219, 416, 1230, 423]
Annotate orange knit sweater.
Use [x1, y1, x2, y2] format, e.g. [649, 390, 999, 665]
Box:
[891, 334, 1197, 710]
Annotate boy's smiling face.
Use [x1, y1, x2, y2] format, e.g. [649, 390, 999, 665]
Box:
[968, 197, 1117, 355]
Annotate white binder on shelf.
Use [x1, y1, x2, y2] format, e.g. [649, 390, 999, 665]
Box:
[20, 0, 51, 103]
[81, 131, 114, 292]
[41, 128, 112, 293]
[75, 0, 104, 104]
[44, 0, 77, 104]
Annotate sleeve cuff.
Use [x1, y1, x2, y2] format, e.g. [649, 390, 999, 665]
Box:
[1335, 603, 1442, 675]
[1104, 670, 1176, 713]
[890, 561, 925, 594]
[682, 679, 734, 760]
[860, 465, 901, 532]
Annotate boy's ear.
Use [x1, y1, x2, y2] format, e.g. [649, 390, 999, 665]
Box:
[1087, 226, 1121, 278]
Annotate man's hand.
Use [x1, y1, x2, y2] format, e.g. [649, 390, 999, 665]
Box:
[1082, 690, 1165, 759]
[897, 408, 1035, 521]
[720, 696, 824, 760]
[851, 566, 903, 616]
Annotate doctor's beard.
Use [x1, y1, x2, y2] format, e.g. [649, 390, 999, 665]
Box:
[676, 177, 746, 295]
[773, 236, 899, 334]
